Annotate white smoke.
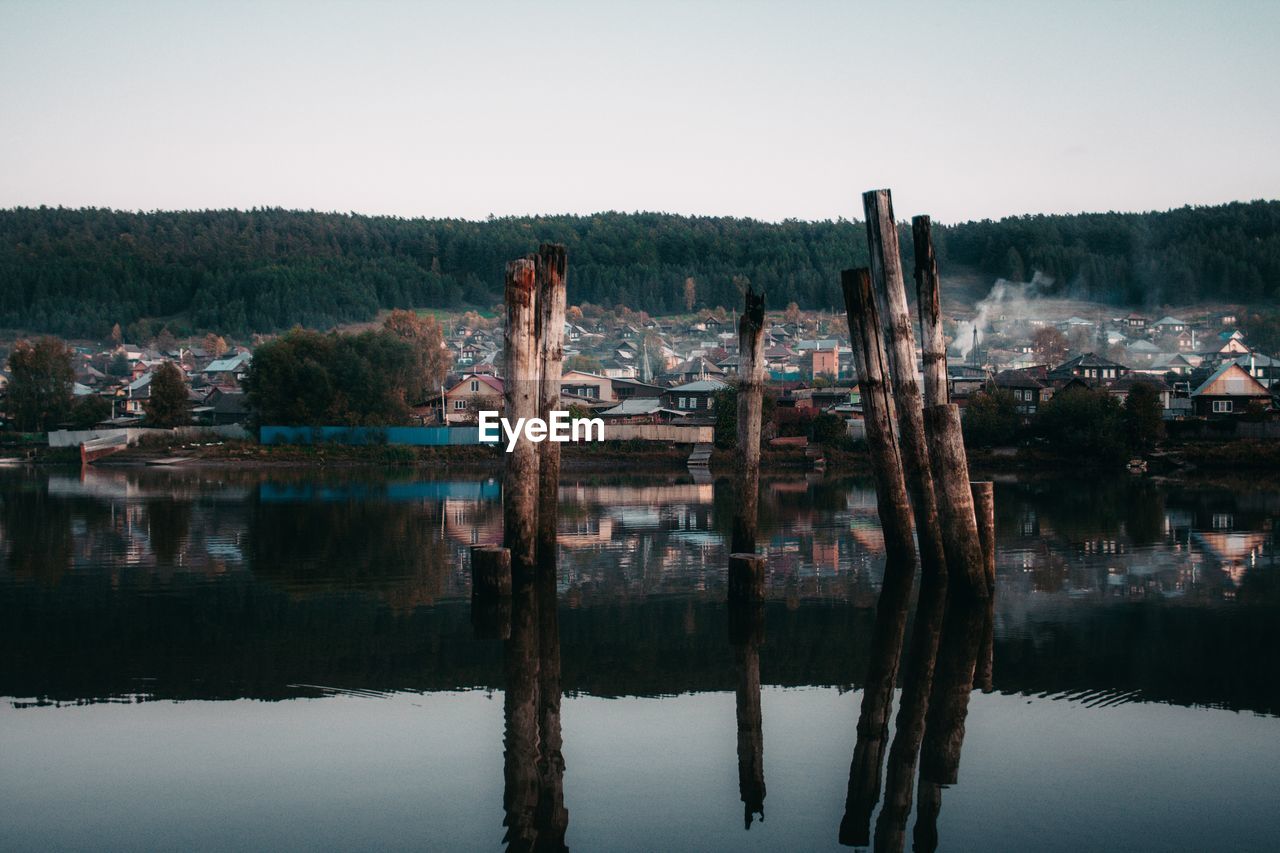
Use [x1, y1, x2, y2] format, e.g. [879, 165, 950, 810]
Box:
[955, 271, 1055, 358]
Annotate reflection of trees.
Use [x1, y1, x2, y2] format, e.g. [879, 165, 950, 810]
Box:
[247, 498, 450, 607]
[2, 476, 73, 584]
[144, 499, 192, 567]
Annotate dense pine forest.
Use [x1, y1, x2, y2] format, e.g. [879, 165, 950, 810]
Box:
[0, 201, 1277, 337]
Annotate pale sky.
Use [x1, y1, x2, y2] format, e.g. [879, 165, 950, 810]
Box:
[2, 0, 1278, 223]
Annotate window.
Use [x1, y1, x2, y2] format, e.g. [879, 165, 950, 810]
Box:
[470, 380, 479, 392]
[679, 397, 687, 409]
[1212, 400, 1233, 413]
[454, 400, 467, 410]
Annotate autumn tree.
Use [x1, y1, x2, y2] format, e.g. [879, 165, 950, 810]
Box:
[202, 333, 229, 357]
[7, 337, 74, 431]
[110, 323, 123, 346]
[383, 309, 451, 402]
[1031, 326, 1069, 364]
[683, 277, 697, 312]
[144, 361, 190, 427]
[784, 302, 801, 325]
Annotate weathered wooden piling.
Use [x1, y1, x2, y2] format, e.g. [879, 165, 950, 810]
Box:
[727, 553, 766, 603]
[503, 258, 540, 578]
[535, 245, 567, 575]
[861, 191, 949, 596]
[971, 480, 996, 691]
[472, 545, 513, 597]
[970, 481, 996, 592]
[731, 287, 767, 554]
[838, 267, 920, 846]
[502, 576, 541, 850]
[912, 213, 989, 597]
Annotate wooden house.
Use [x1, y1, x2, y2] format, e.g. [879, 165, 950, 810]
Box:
[1190, 363, 1272, 417]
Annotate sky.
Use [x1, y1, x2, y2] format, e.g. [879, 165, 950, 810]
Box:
[1, 0, 1278, 224]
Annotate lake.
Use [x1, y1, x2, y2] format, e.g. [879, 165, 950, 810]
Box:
[1, 466, 1278, 851]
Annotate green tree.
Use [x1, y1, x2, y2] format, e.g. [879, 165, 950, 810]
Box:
[144, 362, 190, 427]
[69, 394, 113, 429]
[963, 388, 1021, 447]
[811, 412, 848, 447]
[712, 387, 737, 449]
[1036, 387, 1127, 466]
[6, 337, 74, 431]
[1122, 382, 1164, 451]
[243, 328, 415, 426]
[108, 351, 131, 377]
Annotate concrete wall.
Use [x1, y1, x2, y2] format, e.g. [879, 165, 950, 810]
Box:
[48, 425, 249, 448]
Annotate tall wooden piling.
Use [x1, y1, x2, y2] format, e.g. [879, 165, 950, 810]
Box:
[535, 244, 567, 575]
[838, 267, 920, 846]
[732, 286, 766, 554]
[504, 258, 540, 578]
[912, 213, 988, 597]
[861, 191, 949, 597]
[472, 545, 513, 597]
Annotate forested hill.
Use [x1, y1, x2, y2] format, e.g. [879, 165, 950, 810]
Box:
[0, 201, 1277, 338]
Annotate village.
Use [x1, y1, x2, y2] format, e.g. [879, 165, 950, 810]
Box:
[4, 295, 1277, 461]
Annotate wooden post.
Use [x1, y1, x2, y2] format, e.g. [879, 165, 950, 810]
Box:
[472, 545, 513, 597]
[912, 213, 988, 597]
[504, 258, 540, 579]
[912, 215, 949, 408]
[971, 480, 996, 691]
[861, 191, 949, 596]
[838, 267, 920, 846]
[727, 553, 765, 603]
[535, 244, 567, 576]
[732, 286, 766, 554]
[970, 481, 996, 592]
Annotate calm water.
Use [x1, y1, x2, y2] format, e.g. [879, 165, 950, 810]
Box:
[1, 466, 1279, 851]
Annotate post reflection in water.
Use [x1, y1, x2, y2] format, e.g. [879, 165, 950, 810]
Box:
[728, 600, 766, 829]
[498, 496, 568, 853]
[843, 583, 991, 851]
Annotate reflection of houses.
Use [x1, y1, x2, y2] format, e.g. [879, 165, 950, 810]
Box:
[443, 498, 502, 547]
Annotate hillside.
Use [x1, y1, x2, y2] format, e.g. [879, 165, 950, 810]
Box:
[0, 201, 1277, 338]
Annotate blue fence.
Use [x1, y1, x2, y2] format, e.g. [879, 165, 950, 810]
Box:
[259, 426, 482, 446]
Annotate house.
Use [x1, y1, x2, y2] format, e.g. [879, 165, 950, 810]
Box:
[444, 374, 504, 423]
[116, 372, 153, 417]
[1122, 313, 1150, 332]
[948, 364, 987, 399]
[1151, 316, 1188, 335]
[202, 352, 252, 387]
[1189, 363, 1272, 417]
[611, 378, 667, 400]
[1049, 353, 1129, 384]
[667, 356, 726, 384]
[560, 370, 615, 403]
[1233, 353, 1280, 388]
[598, 398, 689, 424]
[796, 339, 840, 379]
[661, 378, 727, 415]
[992, 367, 1051, 415]
[1106, 375, 1172, 411]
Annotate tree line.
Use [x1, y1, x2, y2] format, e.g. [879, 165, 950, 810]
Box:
[1, 202, 1278, 338]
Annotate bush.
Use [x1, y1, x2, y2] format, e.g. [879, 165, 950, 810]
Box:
[963, 389, 1021, 447]
[1035, 386, 1127, 466]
